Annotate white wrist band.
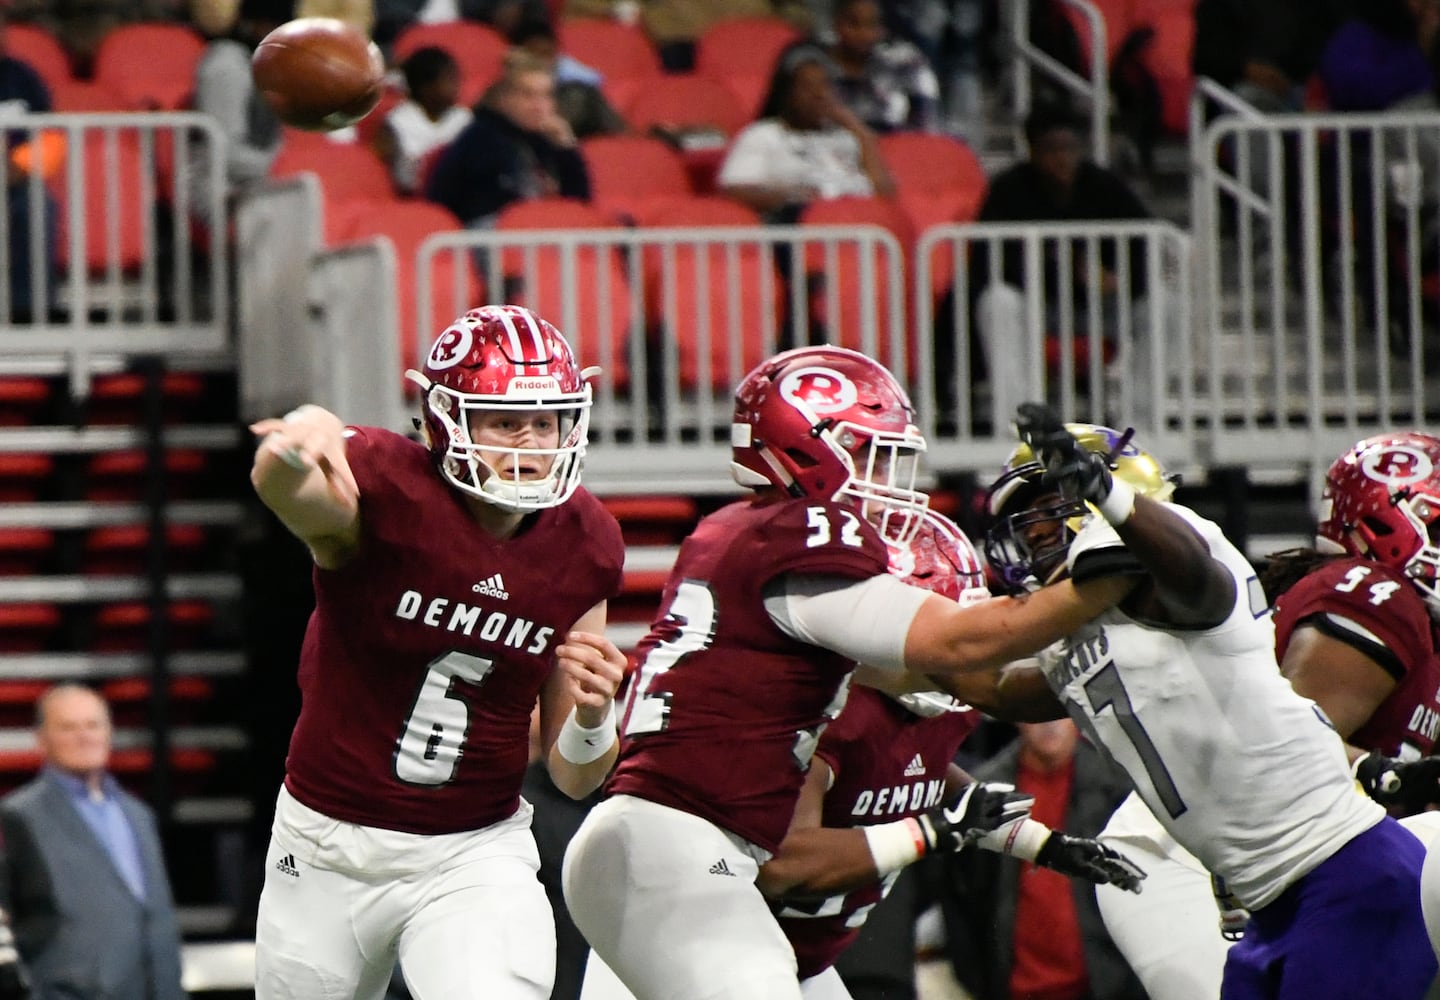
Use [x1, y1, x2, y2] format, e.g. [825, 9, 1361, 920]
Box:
[1097, 477, 1136, 525]
[863, 819, 927, 876]
[556, 702, 617, 765]
[976, 818, 1052, 861]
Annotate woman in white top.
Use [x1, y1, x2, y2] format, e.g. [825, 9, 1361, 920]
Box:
[718, 43, 894, 221]
[375, 46, 474, 194]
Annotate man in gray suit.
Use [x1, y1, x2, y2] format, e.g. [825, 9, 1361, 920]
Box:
[0, 684, 185, 1000]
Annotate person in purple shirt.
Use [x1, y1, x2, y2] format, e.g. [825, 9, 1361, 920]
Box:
[0, 684, 185, 1000]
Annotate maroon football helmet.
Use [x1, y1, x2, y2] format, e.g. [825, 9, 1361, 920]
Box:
[406, 305, 597, 510]
[1317, 432, 1440, 617]
[888, 509, 988, 605]
[730, 346, 929, 544]
[885, 508, 988, 716]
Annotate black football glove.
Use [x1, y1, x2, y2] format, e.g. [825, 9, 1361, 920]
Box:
[917, 782, 1035, 853]
[1014, 402, 1114, 506]
[1035, 833, 1147, 893]
[1354, 751, 1440, 814]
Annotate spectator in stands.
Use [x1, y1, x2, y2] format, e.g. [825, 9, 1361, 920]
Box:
[374, 46, 472, 194]
[509, 15, 627, 140]
[562, 0, 813, 72]
[0, 685, 185, 1000]
[1193, 0, 1347, 113]
[827, 0, 941, 133]
[1320, 0, 1440, 112]
[296, 0, 375, 35]
[373, 0, 545, 48]
[0, 5, 58, 324]
[425, 49, 590, 228]
[941, 719, 1146, 1000]
[191, 0, 290, 209]
[718, 42, 894, 222]
[961, 104, 1153, 430]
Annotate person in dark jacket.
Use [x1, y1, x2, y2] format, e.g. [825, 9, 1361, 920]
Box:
[941, 720, 1146, 1000]
[424, 49, 590, 229]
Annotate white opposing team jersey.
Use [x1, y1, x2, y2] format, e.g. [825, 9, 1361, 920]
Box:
[1039, 504, 1384, 910]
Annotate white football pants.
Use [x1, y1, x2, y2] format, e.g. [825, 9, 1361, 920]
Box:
[564, 794, 802, 1000]
[255, 785, 555, 1000]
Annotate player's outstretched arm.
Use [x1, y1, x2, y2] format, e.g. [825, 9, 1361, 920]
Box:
[250, 404, 361, 568]
[1014, 403, 1234, 628]
[758, 763, 1033, 900]
[903, 575, 1135, 679]
[543, 601, 624, 800]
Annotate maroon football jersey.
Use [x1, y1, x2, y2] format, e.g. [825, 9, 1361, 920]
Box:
[1273, 556, 1440, 757]
[607, 495, 890, 853]
[777, 685, 980, 980]
[283, 427, 625, 835]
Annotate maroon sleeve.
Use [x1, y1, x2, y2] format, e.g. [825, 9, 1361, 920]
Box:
[570, 488, 626, 603]
[1273, 558, 1432, 682]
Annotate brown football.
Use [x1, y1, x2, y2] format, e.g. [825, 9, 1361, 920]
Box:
[252, 18, 385, 132]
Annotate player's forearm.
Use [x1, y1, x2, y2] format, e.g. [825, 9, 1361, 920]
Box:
[758, 827, 883, 899]
[1112, 495, 1234, 625]
[251, 453, 355, 543]
[546, 742, 618, 800]
[907, 576, 1133, 676]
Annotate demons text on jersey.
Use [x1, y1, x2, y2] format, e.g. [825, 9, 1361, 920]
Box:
[849, 778, 947, 818]
[394, 589, 555, 655]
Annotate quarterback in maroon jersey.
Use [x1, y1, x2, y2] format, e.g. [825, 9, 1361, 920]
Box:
[248, 305, 627, 1000]
[764, 510, 1145, 998]
[561, 347, 1134, 1000]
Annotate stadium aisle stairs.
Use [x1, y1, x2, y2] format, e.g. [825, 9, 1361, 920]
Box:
[0, 360, 250, 938]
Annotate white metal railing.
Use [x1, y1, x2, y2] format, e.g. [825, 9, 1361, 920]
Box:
[417, 224, 907, 492]
[0, 112, 229, 397]
[1009, 0, 1110, 164]
[306, 238, 407, 433]
[235, 174, 323, 423]
[1192, 93, 1440, 468]
[914, 220, 1194, 470]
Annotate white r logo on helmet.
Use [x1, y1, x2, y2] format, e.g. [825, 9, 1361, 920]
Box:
[1361, 446, 1434, 488]
[428, 324, 473, 370]
[779, 366, 858, 415]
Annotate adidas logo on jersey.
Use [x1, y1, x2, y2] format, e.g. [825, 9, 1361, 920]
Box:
[472, 573, 510, 601]
[708, 859, 736, 877]
[903, 754, 926, 777]
[275, 854, 300, 878]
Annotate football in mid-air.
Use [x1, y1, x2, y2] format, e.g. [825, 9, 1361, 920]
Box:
[252, 18, 385, 132]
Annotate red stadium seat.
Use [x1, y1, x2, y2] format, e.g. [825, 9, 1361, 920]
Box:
[0, 528, 54, 576]
[51, 129, 148, 275]
[84, 448, 208, 502]
[495, 199, 633, 388]
[695, 17, 803, 117]
[84, 371, 207, 425]
[393, 21, 508, 107]
[558, 18, 662, 114]
[92, 23, 206, 110]
[639, 197, 780, 391]
[267, 136, 394, 240]
[1135, 1, 1197, 134]
[331, 199, 478, 371]
[0, 454, 54, 502]
[48, 79, 131, 113]
[0, 603, 62, 653]
[878, 132, 988, 226]
[602, 495, 698, 546]
[83, 523, 208, 575]
[90, 600, 215, 653]
[800, 196, 914, 368]
[0, 376, 53, 426]
[8, 24, 72, 91]
[1062, 0, 1134, 67]
[623, 75, 750, 140]
[582, 135, 692, 225]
